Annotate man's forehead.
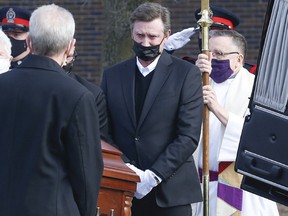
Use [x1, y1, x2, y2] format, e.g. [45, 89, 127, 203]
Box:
[133, 21, 164, 34]
[209, 36, 233, 46]
[209, 35, 232, 42]
[133, 19, 164, 29]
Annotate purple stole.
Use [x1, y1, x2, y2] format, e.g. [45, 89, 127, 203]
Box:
[199, 162, 243, 215]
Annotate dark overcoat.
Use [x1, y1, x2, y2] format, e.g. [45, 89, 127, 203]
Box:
[0, 55, 103, 216]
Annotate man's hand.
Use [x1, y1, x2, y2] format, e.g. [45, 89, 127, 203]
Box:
[195, 53, 212, 75]
[164, 27, 198, 51]
[203, 84, 229, 126]
[126, 164, 161, 199]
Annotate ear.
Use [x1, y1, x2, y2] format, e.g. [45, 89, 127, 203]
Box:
[166, 29, 171, 38]
[163, 29, 171, 45]
[26, 36, 32, 51]
[66, 38, 76, 56]
[238, 53, 244, 65]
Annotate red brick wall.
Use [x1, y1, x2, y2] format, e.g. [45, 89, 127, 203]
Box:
[0, 0, 269, 85]
[0, 0, 104, 84]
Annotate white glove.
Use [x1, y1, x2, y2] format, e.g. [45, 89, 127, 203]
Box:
[126, 164, 161, 199]
[126, 163, 145, 179]
[164, 27, 198, 51]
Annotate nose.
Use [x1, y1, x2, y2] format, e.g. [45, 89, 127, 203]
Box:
[141, 37, 150, 47]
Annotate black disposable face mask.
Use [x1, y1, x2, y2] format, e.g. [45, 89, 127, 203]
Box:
[63, 61, 74, 74]
[132, 38, 164, 61]
[8, 36, 27, 57]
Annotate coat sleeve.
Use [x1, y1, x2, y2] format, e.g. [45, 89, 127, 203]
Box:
[65, 91, 103, 216]
[94, 89, 114, 144]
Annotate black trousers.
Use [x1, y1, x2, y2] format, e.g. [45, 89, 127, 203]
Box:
[131, 188, 192, 216]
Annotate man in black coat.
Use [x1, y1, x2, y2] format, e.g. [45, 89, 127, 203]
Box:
[101, 2, 203, 216]
[0, 4, 103, 216]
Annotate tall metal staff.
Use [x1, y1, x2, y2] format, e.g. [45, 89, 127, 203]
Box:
[197, 1, 212, 216]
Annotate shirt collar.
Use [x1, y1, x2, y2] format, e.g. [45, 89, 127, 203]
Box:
[136, 55, 160, 77]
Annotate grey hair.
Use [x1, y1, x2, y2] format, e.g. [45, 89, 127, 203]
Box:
[29, 4, 75, 56]
[130, 2, 171, 34]
[210, 30, 247, 60]
[0, 30, 12, 56]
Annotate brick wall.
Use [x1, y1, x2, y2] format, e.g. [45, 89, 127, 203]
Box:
[0, 0, 104, 84]
[0, 0, 269, 85]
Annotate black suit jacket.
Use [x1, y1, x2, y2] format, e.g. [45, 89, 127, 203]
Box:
[0, 55, 103, 216]
[101, 51, 203, 207]
[69, 73, 111, 143]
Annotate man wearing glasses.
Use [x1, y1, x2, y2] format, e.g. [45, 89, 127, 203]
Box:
[194, 30, 279, 216]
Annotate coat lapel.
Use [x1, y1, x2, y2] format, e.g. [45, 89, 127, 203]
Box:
[137, 52, 173, 128]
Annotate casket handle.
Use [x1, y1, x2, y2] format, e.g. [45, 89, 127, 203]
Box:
[245, 155, 282, 179]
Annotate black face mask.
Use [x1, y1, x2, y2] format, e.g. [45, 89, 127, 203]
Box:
[8, 36, 28, 57]
[132, 39, 163, 61]
[63, 61, 74, 74]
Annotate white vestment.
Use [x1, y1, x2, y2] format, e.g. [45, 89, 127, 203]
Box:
[194, 67, 279, 216]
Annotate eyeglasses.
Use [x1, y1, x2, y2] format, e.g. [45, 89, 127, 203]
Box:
[211, 50, 239, 59]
